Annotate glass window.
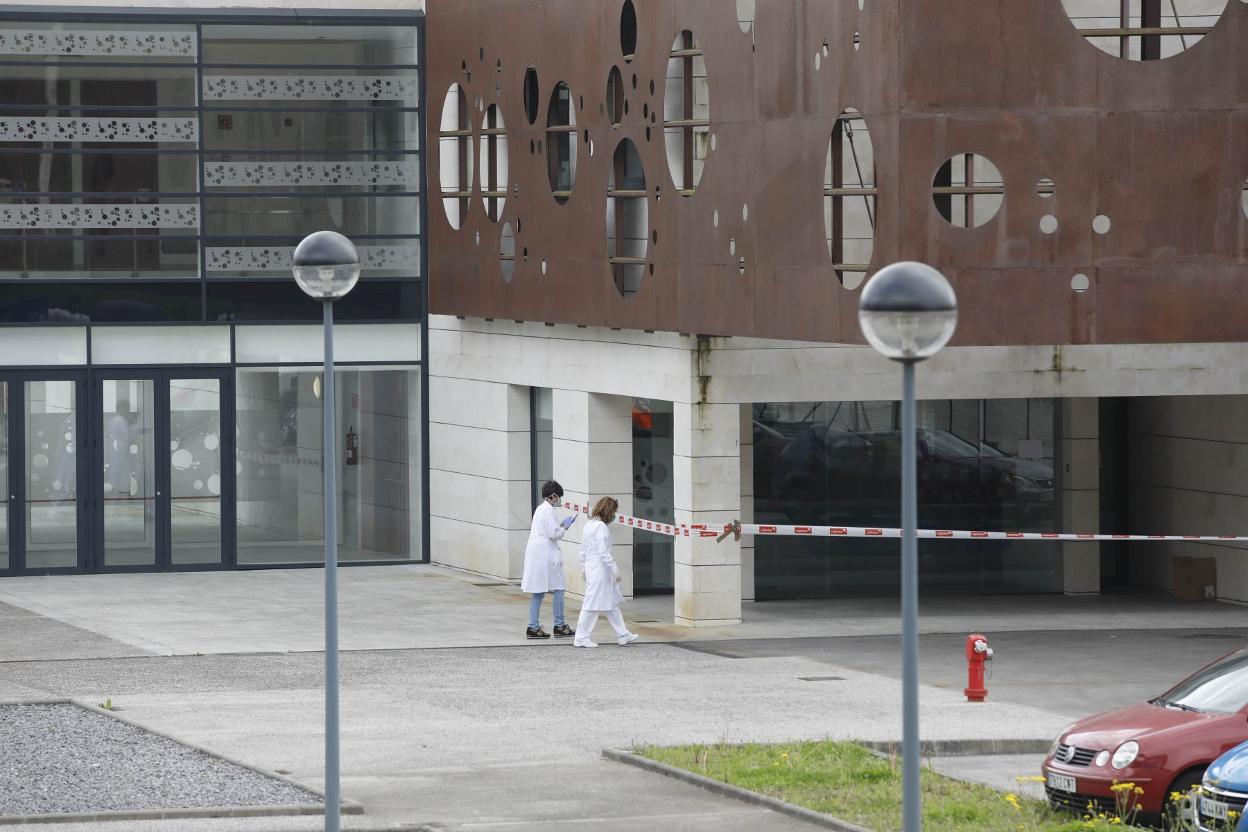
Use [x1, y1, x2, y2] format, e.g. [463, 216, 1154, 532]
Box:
[633, 399, 674, 594]
[201, 109, 418, 153]
[201, 25, 417, 66]
[0, 234, 199, 280]
[206, 281, 421, 323]
[236, 366, 421, 565]
[0, 282, 202, 322]
[92, 326, 229, 365]
[0, 151, 199, 196]
[0, 328, 86, 364]
[0, 65, 199, 109]
[234, 323, 421, 364]
[203, 195, 418, 239]
[0, 15, 423, 322]
[752, 398, 1059, 599]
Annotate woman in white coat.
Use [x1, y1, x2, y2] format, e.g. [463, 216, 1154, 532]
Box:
[521, 480, 576, 639]
[574, 496, 640, 648]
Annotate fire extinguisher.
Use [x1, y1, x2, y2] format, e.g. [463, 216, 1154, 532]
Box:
[345, 425, 359, 466]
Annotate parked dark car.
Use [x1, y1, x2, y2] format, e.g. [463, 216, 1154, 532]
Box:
[768, 424, 1053, 511]
[1044, 647, 1248, 828]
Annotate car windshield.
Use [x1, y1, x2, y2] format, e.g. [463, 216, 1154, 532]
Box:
[1159, 649, 1248, 714]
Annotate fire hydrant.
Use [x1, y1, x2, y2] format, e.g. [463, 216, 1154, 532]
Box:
[964, 634, 993, 702]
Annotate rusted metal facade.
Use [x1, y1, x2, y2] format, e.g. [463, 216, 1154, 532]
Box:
[427, 1, 1248, 346]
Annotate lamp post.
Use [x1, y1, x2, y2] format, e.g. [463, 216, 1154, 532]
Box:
[292, 230, 361, 832]
[858, 262, 957, 832]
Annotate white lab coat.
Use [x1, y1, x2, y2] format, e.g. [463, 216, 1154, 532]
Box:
[579, 518, 624, 612]
[520, 501, 567, 594]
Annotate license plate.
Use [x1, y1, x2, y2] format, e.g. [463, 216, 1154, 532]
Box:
[1201, 797, 1230, 820]
[1046, 771, 1076, 793]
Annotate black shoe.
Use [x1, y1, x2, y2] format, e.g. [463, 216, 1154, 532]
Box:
[552, 624, 575, 638]
[526, 626, 551, 639]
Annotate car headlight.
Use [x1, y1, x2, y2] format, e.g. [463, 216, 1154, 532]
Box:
[1111, 741, 1139, 770]
[1095, 750, 1110, 767]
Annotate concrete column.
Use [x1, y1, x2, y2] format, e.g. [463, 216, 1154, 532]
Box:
[1061, 398, 1100, 595]
[739, 404, 755, 602]
[429, 380, 532, 579]
[673, 401, 742, 626]
[553, 391, 634, 598]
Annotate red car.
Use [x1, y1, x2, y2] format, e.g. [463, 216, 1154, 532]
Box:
[1044, 646, 1248, 827]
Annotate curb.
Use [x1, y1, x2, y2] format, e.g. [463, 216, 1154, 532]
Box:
[0, 698, 363, 825]
[602, 748, 873, 832]
[859, 738, 1052, 757]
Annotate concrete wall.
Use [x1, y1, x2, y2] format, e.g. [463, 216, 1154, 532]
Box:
[1127, 397, 1248, 604]
[429, 378, 531, 579]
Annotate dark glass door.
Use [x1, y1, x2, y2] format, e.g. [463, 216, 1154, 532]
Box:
[93, 369, 231, 572]
[0, 373, 88, 575]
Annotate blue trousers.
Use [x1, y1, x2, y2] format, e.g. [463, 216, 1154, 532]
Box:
[529, 590, 566, 629]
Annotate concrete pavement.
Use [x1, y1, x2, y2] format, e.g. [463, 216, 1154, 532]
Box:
[0, 564, 1244, 830]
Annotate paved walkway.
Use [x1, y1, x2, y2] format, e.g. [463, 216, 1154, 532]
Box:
[0, 565, 1243, 831]
[1, 564, 1242, 658]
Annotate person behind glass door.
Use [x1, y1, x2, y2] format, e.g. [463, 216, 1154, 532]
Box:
[106, 399, 133, 496]
[574, 496, 640, 648]
[521, 480, 576, 639]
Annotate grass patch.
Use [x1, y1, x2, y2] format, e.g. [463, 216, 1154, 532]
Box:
[633, 740, 1148, 832]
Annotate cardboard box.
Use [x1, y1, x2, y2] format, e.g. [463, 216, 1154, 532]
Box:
[1172, 556, 1217, 601]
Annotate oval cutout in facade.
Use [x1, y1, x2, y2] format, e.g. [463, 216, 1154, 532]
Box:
[479, 104, 508, 221]
[825, 108, 875, 289]
[546, 82, 577, 204]
[607, 138, 648, 297]
[438, 83, 473, 230]
[663, 30, 711, 195]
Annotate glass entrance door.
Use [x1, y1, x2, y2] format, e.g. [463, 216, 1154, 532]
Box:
[0, 374, 87, 575]
[99, 377, 158, 569]
[94, 371, 230, 572]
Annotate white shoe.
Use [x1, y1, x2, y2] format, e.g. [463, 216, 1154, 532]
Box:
[574, 639, 599, 648]
[618, 633, 640, 645]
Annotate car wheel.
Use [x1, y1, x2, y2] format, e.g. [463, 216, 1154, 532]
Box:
[1162, 768, 1204, 832]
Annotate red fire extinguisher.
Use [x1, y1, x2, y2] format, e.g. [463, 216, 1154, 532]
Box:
[964, 633, 993, 702]
[345, 426, 359, 466]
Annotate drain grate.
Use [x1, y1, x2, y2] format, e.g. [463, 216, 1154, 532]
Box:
[472, 582, 510, 587]
[799, 676, 847, 682]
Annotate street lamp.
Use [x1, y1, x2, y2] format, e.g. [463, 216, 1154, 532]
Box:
[858, 261, 957, 832]
[292, 230, 361, 832]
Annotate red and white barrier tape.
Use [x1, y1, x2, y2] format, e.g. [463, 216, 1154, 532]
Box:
[562, 501, 722, 538]
[725, 523, 1248, 543]
[563, 503, 1248, 543]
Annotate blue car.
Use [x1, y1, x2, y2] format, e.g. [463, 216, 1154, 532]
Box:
[1200, 740, 1248, 831]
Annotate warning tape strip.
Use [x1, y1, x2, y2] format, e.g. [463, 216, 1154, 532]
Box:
[730, 523, 1248, 543]
[562, 501, 722, 539]
[562, 502, 1248, 543]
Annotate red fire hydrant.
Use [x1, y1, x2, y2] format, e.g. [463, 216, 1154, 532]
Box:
[964, 634, 993, 702]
